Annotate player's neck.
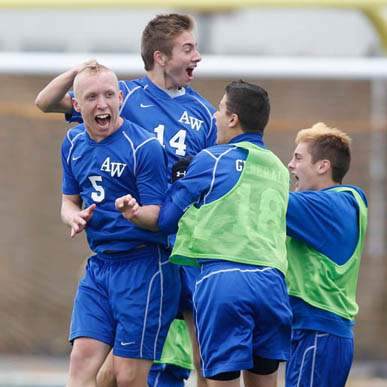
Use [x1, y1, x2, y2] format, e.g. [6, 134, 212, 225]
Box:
[147, 70, 180, 92]
[315, 176, 338, 191]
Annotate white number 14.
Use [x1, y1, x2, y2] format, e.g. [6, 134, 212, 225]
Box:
[154, 124, 187, 156]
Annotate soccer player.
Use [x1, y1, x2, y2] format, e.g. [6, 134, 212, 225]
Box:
[116, 80, 293, 387]
[35, 13, 215, 179]
[35, 13, 215, 387]
[60, 63, 180, 387]
[285, 123, 368, 387]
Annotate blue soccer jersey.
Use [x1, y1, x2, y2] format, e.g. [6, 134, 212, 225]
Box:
[61, 119, 168, 253]
[65, 75, 216, 374]
[159, 137, 368, 338]
[158, 133, 292, 376]
[158, 132, 265, 232]
[67, 76, 216, 181]
[286, 186, 368, 338]
[285, 187, 367, 387]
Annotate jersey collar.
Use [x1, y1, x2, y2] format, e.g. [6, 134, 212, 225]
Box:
[229, 132, 266, 148]
[143, 76, 188, 100]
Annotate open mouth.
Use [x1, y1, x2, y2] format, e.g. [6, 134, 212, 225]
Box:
[290, 173, 299, 188]
[95, 114, 111, 127]
[186, 67, 194, 78]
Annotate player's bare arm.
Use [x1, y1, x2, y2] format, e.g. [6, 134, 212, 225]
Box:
[61, 194, 96, 238]
[35, 59, 97, 113]
[115, 194, 159, 232]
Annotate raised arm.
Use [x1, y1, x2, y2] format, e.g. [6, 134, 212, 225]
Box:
[35, 60, 96, 113]
[61, 194, 96, 238]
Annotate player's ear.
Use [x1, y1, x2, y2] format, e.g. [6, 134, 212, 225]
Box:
[229, 113, 239, 128]
[317, 159, 331, 175]
[119, 90, 123, 106]
[154, 50, 168, 67]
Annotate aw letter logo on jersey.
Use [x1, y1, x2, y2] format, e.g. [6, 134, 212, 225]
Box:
[179, 111, 203, 131]
[100, 157, 127, 177]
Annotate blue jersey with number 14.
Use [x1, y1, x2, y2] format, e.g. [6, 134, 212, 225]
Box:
[67, 76, 216, 181]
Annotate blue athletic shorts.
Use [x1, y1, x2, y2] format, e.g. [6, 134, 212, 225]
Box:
[148, 363, 190, 387]
[69, 245, 181, 360]
[193, 261, 292, 378]
[286, 329, 354, 387]
[179, 265, 200, 315]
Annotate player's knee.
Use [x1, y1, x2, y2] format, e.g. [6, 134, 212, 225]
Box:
[69, 345, 92, 370]
[207, 370, 241, 381]
[68, 347, 98, 381]
[97, 366, 117, 387]
[248, 356, 280, 375]
[114, 370, 135, 386]
[115, 366, 146, 387]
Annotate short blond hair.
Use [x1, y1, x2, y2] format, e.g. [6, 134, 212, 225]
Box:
[73, 63, 118, 98]
[295, 122, 351, 146]
[296, 122, 352, 183]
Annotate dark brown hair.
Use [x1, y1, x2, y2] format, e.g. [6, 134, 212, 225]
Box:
[141, 14, 194, 71]
[225, 80, 270, 134]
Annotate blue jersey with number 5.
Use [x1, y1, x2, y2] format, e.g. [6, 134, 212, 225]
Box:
[61, 119, 168, 253]
[67, 76, 216, 181]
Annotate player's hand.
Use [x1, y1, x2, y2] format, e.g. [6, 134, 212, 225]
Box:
[115, 194, 140, 220]
[171, 156, 193, 182]
[69, 203, 96, 238]
[73, 59, 98, 74]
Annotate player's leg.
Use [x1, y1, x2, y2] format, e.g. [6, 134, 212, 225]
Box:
[243, 355, 280, 387]
[183, 310, 208, 386]
[96, 345, 190, 387]
[67, 338, 111, 387]
[109, 246, 181, 386]
[243, 370, 278, 387]
[247, 267, 292, 387]
[206, 378, 240, 387]
[96, 336, 191, 387]
[113, 357, 152, 387]
[68, 256, 116, 387]
[181, 265, 208, 386]
[96, 350, 116, 387]
[285, 330, 353, 387]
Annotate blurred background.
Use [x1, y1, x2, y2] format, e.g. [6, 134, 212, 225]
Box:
[0, 1, 386, 386]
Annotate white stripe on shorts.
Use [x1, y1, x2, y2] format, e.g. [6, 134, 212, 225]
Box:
[140, 247, 167, 358]
[195, 266, 273, 286]
[297, 332, 329, 387]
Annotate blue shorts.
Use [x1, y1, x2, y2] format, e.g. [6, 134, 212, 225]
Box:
[193, 261, 292, 378]
[179, 265, 200, 315]
[148, 363, 190, 387]
[286, 329, 354, 387]
[69, 245, 181, 360]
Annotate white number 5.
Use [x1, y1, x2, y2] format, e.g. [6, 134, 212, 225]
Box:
[89, 175, 105, 203]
